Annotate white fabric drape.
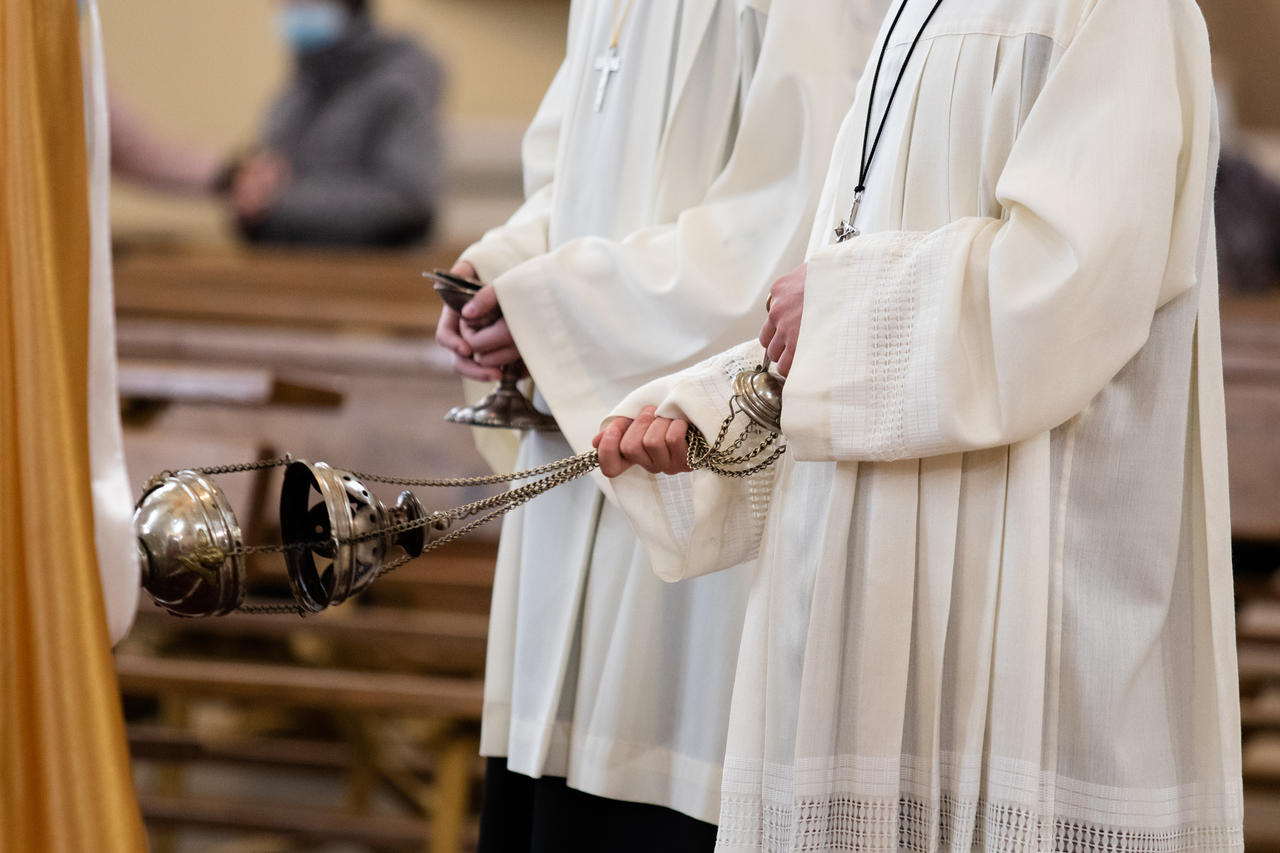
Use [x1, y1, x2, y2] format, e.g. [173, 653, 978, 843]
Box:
[608, 0, 1243, 848]
[458, 0, 887, 822]
[81, 0, 140, 646]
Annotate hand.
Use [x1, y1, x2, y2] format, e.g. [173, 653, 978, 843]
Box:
[435, 260, 478, 359]
[435, 261, 501, 381]
[231, 151, 291, 224]
[758, 263, 806, 377]
[593, 406, 691, 478]
[460, 284, 522, 368]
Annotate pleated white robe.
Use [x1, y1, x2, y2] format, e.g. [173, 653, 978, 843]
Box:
[458, 0, 887, 822]
[608, 0, 1244, 848]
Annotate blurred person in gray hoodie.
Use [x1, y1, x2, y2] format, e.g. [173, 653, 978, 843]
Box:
[233, 0, 443, 247]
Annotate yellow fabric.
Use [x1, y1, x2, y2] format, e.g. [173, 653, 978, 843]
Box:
[0, 2, 147, 850]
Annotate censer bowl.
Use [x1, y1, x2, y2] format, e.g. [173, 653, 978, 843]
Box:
[134, 470, 246, 617]
[280, 461, 429, 614]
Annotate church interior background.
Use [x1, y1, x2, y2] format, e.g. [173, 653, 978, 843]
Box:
[66, 0, 1280, 849]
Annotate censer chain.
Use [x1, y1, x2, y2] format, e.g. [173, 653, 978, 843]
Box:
[174, 411, 784, 616]
[686, 402, 787, 478]
[146, 450, 596, 497]
[234, 453, 601, 616]
[225, 451, 601, 562]
[342, 451, 595, 488]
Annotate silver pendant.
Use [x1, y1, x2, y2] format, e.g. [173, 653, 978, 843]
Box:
[834, 190, 863, 243]
[834, 221, 860, 242]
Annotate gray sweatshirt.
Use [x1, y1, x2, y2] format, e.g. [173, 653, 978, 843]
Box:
[246, 18, 443, 247]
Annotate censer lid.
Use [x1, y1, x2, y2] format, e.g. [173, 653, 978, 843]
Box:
[732, 364, 784, 434]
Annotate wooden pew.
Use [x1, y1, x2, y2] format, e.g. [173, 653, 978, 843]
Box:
[128, 723, 359, 772]
[357, 541, 498, 615]
[1200, 295, 1280, 848]
[112, 245, 501, 851]
[1239, 600, 1280, 643]
[121, 539, 498, 853]
[128, 717, 488, 852]
[116, 656, 483, 718]
[119, 358, 345, 411]
[117, 317, 452, 379]
[117, 653, 484, 853]
[138, 794, 432, 851]
[113, 245, 457, 335]
[120, 360, 275, 405]
[229, 538, 500, 614]
[131, 604, 489, 674]
[1221, 295, 1280, 542]
[132, 605, 488, 654]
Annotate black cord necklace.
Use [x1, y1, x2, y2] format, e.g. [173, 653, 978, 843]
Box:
[835, 0, 947, 242]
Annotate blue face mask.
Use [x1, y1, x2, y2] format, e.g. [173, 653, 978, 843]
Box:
[277, 2, 350, 54]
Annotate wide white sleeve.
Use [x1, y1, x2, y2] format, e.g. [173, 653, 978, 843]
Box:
[784, 0, 1205, 462]
[607, 341, 775, 582]
[458, 57, 569, 281]
[493, 1, 866, 456]
[453, 55, 570, 474]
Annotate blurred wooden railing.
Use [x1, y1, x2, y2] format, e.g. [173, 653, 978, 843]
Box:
[112, 244, 458, 334]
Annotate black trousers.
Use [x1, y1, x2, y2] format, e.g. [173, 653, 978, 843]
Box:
[476, 757, 719, 853]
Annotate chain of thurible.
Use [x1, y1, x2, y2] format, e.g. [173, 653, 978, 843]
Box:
[156, 407, 782, 617]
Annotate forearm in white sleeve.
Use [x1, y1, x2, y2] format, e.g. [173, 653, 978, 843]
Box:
[493, 2, 867, 455]
[783, 0, 1206, 462]
[606, 341, 774, 581]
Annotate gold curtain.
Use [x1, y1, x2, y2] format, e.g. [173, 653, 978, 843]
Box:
[0, 2, 147, 850]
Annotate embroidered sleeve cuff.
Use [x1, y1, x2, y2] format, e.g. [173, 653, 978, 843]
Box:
[783, 231, 947, 462]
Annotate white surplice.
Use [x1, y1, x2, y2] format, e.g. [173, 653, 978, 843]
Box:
[81, 0, 141, 646]
[608, 0, 1244, 848]
[458, 0, 887, 822]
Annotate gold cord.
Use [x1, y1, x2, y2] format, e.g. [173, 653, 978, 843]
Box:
[609, 0, 636, 50]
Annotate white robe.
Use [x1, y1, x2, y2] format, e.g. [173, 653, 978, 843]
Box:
[458, 0, 886, 822]
[81, 0, 141, 646]
[609, 0, 1244, 848]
